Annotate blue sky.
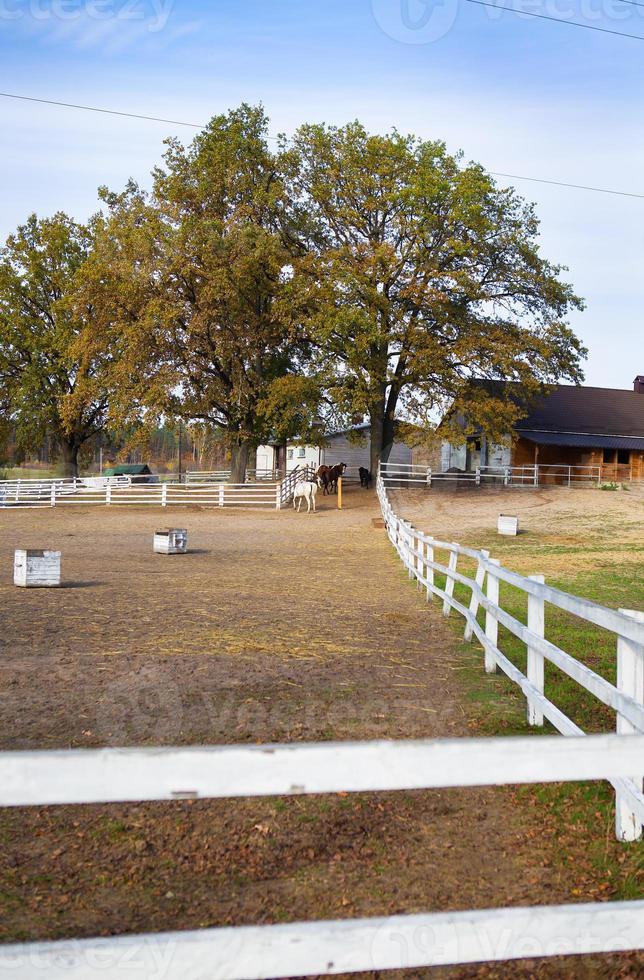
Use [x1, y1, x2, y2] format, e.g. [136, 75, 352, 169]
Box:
[1, 0, 643, 389]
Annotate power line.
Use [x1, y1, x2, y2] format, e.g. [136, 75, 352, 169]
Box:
[0, 91, 642, 200]
[490, 171, 644, 200]
[466, 0, 644, 41]
[0, 92, 203, 129]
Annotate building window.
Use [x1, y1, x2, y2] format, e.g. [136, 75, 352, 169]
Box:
[617, 449, 630, 465]
[297, 447, 306, 458]
[602, 448, 615, 464]
[287, 449, 294, 460]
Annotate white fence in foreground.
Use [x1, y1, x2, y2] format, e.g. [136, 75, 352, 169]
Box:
[1, 734, 643, 978]
[377, 474, 644, 841]
[380, 461, 602, 489]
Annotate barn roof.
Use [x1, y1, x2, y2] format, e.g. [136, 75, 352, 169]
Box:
[517, 430, 644, 451]
[468, 380, 644, 442]
[514, 384, 644, 439]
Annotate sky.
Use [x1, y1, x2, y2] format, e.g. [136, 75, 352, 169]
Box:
[0, 0, 642, 390]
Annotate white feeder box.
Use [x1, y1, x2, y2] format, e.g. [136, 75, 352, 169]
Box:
[498, 514, 519, 537]
[153, 528, 188, 555]
[14, 549, 61, 588]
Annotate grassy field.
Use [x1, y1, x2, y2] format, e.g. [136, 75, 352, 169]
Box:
[393, 485, 644, 905]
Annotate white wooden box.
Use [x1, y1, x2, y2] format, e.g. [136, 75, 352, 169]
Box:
[498, 514, 519, 536]
[14, 549, 61, 588]
[153, 529, 188, 555]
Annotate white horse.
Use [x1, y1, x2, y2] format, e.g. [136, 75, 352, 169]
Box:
[293, 480, 318, 513]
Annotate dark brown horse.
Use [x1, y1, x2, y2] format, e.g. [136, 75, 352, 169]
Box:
[316, 462, 347, 495]
[327, 462, 347, 494]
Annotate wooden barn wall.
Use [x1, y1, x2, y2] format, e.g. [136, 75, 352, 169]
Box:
[320, 433, 412, 472]
[511, 439, 644, 481]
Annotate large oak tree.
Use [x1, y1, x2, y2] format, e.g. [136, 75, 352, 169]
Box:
[0, 213, 117, 477]
[292, 122, 586, 474]
[96, 105, 314, 482]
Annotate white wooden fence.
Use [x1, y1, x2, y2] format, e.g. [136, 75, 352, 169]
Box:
[1, 469, 642, 976]
[0, 733, 643, 977]
[186, 468, 282, 483]
[377, 472, 644, 841]
[380, 461, 602, 489]
[0, 466, 316, 510]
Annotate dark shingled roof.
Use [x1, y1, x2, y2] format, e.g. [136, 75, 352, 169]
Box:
[514, 384, 644, 440]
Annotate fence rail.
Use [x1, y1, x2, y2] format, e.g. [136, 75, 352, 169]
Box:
[186, 468, 282, 482]
[379, 461, 602, 489]
[0, 474, 326, 510]
[1, 732, 643, 977]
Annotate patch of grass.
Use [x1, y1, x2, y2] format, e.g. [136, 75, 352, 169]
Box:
[420, 505, 644, 900]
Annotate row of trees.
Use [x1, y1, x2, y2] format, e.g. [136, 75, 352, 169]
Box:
[0, 105, 586, 478]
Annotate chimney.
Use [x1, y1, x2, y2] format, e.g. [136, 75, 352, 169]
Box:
[634, 375, 644, 393]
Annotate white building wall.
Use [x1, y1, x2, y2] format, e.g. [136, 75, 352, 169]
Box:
[285, 445, 320, 472]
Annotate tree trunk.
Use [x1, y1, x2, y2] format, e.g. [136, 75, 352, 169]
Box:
[229, 438, 251, 484]
[369, 399, 386, 478]
[369, 391, 398, 479]
[60, 440, 80, 478]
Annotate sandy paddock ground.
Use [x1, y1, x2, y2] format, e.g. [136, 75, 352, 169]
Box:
[0, 485, 641, 979]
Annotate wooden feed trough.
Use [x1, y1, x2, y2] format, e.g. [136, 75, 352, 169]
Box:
[14, 549, 61, 588]
[498, 514, 519, 536]
[153, 528, 188, 555]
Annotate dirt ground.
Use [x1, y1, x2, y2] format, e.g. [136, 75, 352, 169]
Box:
[390, 484, 644, 572]
[0, 486, 641, 978]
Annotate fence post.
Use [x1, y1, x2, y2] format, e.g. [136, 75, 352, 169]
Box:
[50, 484, 56, 508]
[615, 609, 644, 842]
[504, 467, 509, 487]
[464, 549, 489, 641]
[219, 485, 225, 508]
[161, 483, 167, 507]
[106, 484, 112, 506]
[527, 574, 546, 726]
[275, 484, 281, 510]
[533, 465, 539, 488]
[425, 539, 434, 602]
[484, 558, 501, 673]
[442, 545, 459, 617]
[416, 532, 424, 588]
[403, 523, 413, 578]
[475, 467, 481, 486]
[426, 468, 432, 487]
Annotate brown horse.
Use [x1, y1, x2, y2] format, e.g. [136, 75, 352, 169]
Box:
[315, 465, 333, 495]
[315, 462, 347, 495]
[327, 462, 347, 494]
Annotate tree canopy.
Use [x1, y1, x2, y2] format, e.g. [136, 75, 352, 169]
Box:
[292, 121, 585, 473]
[0, 213, 118, 476]
[90, 104, 317, 482]
[0, 108, 587, 480]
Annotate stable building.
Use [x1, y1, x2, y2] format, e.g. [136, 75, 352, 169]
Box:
[257, 422, 412, 478]
[438, 376, 644, 483]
